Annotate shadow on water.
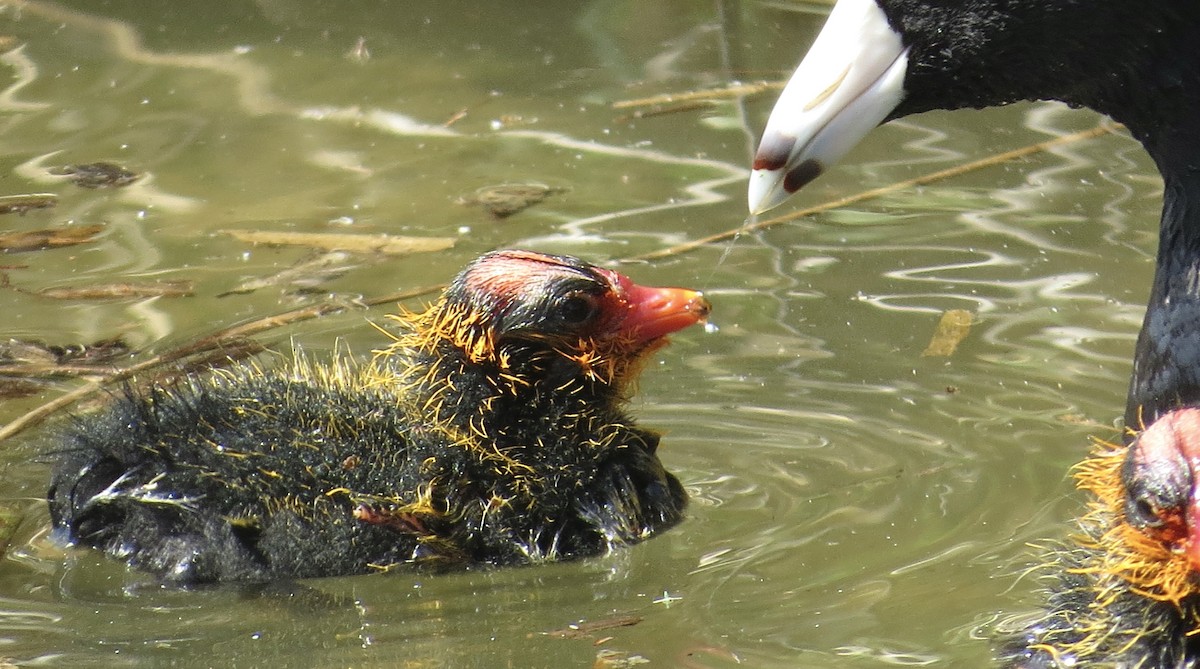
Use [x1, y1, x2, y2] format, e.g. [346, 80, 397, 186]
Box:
[0, 1, 1163, 666]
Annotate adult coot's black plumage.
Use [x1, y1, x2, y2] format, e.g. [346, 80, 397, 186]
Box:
[749, 0, 1200, 666]
[47, 250, 711, 584]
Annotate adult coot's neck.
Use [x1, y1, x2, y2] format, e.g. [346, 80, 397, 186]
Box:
[1093, 2, 1200, 426]
[1126, 127, 1200, 427]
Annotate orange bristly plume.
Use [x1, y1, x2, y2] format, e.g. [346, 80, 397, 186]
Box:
[1073, 439, 1200, 609]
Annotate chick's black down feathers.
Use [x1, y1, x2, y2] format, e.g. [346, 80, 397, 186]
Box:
[47, 250, 708, 583]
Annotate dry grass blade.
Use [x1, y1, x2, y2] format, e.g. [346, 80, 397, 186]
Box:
[224, 230, 455, 255]
[613, 100, 718, 123]
[35, 280, 194, 300]
[611, 81, 785, 110]
[622, 123, 1117, 263]
[218, 251, 356, 297]
[544, 615, 643, 639]
[0, 364, 133, 378]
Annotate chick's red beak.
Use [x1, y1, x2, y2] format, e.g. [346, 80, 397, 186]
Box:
[599, 270, 710, 344]
[622, 284, 711, 343]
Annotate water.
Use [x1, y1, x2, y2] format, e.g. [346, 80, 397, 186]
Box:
[0, 1, 1163, 667]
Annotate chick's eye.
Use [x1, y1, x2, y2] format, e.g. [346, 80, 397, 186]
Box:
[558, 292, 600, 325]
[1126, 494, 1164, 529]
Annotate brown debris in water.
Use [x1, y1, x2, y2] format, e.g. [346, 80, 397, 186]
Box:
[593, 649, 650, 668]
[921, 309, 974, 357]
[0, 223, 103, 253]
[0, 337, 133, 376]
[24, 337, 131, 366]
[460, 183, 566, 218]
[49, 162, 141, 188]
[0, 193, 57, 215]
[613, 99, 717, 123]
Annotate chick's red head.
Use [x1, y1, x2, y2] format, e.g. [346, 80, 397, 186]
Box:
[1061, 408, 1200, 607]
[1122, 408, 1200, 575]
[424, 250, 710, 382]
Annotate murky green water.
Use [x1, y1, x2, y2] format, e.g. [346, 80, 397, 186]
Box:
[0, 1, 1163, 667]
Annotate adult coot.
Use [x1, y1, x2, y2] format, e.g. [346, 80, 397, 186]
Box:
[749, 0, 1200, 665]
[750, 0, 1199, 428]
[47, 250, 710, 584]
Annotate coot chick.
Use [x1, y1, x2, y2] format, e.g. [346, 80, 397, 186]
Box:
[47, 250, 711, 584]
[996, 408, 1200, 668]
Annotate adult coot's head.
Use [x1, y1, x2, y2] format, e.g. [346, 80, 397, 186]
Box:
[749, 0, 1199, 213]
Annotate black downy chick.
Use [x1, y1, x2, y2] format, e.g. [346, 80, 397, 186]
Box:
[47, 250, 711, 584]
